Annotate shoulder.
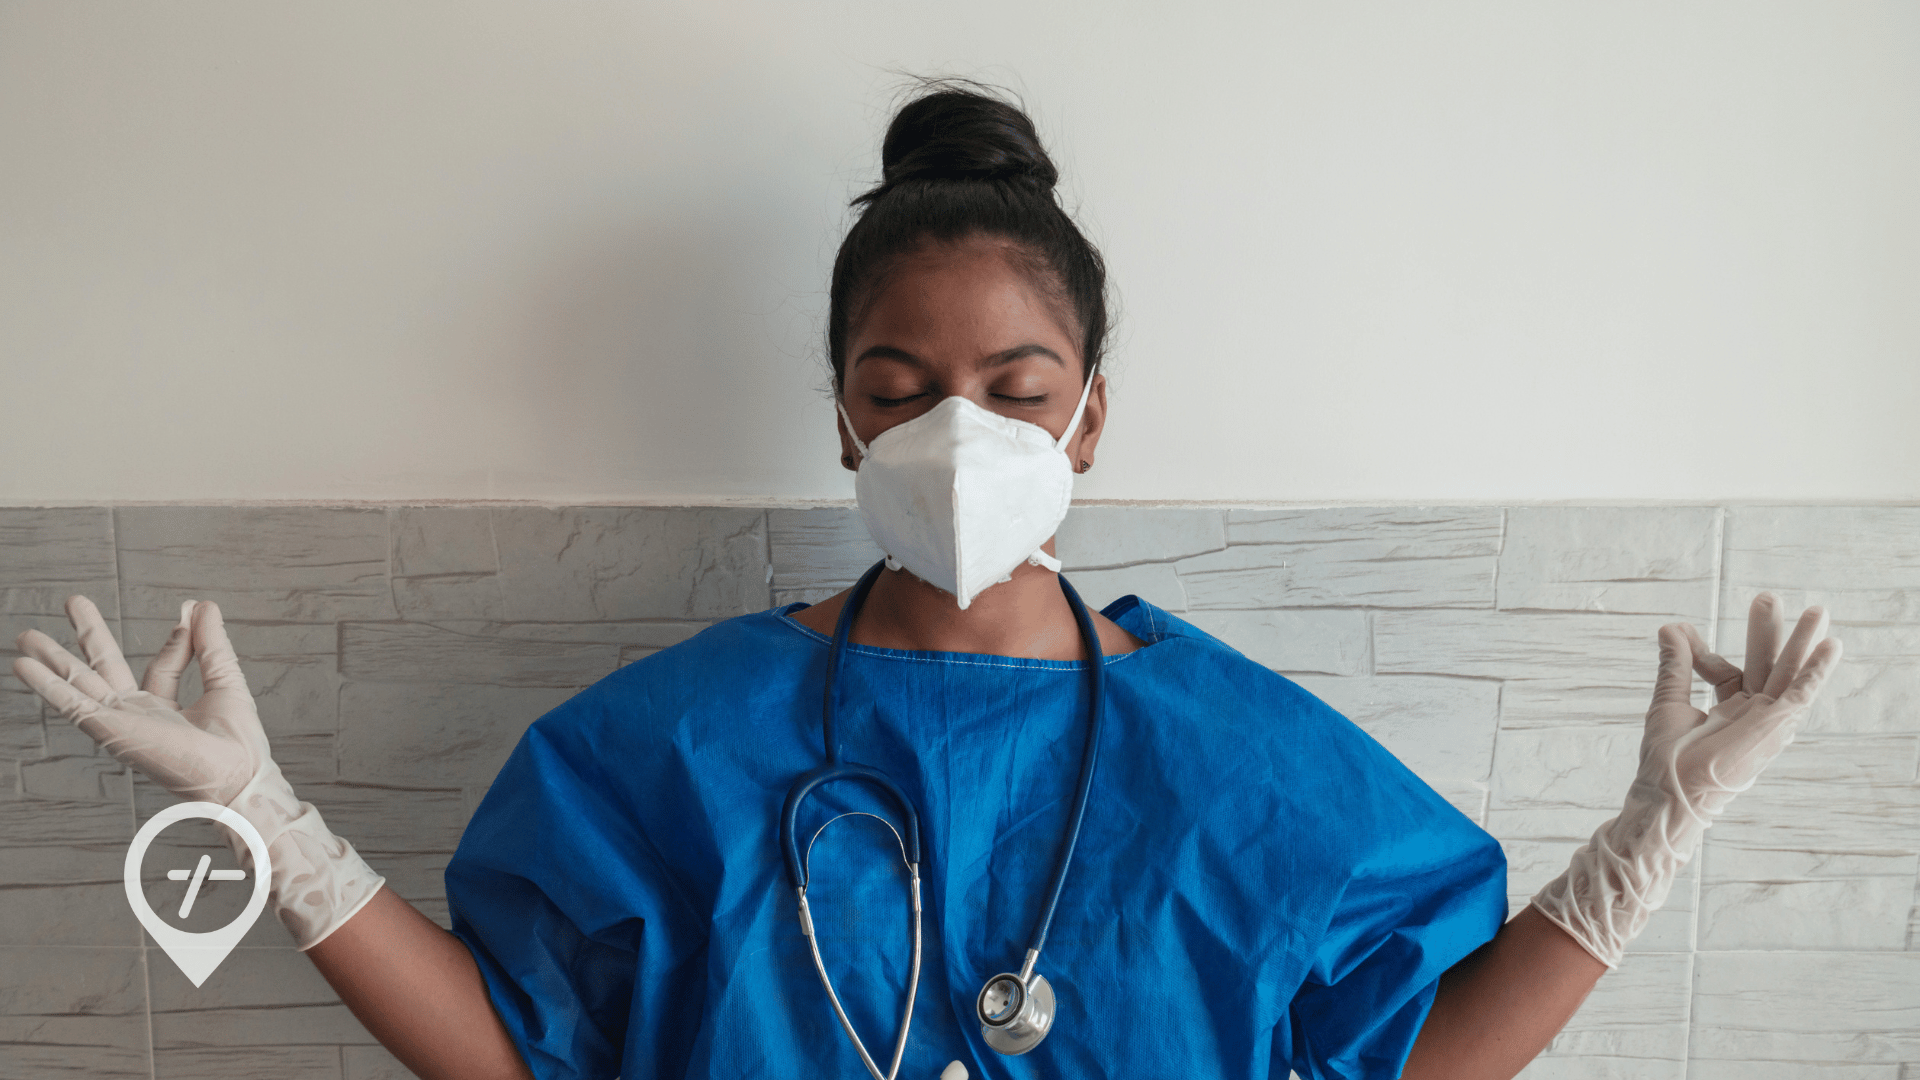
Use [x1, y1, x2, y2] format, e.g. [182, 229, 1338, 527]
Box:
[522, 606, 818, 750]
[1107, 596, 1494, 839]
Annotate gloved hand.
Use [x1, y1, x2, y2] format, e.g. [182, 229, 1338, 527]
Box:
[1530, 592, 1843, 968]
[12, 595, 384, 950]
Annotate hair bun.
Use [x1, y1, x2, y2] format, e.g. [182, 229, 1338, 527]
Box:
[868, 85, 1059, 199]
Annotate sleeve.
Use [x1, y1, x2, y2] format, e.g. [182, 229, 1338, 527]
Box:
[443, 687, 676, 1080]
[1275, 704, 1510, 1080]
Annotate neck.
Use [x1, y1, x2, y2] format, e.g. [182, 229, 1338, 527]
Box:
[855, 540, 1090, 661]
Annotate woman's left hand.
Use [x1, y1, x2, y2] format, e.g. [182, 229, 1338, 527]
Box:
[1528, 592, 1843, 969]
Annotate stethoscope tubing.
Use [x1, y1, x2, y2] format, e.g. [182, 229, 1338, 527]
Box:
[779, 557, 1108, 1060]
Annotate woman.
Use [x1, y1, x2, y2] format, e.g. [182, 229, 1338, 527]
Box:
[12, 84, 1841, 1080]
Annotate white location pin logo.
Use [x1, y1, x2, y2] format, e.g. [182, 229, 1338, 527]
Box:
[124, 801, 272, 987]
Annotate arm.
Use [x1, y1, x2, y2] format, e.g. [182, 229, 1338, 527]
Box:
[1402, 906, 1604, 1079]
[306, 888, 533, 1080]
[1405, 593, 1841, 1080]
[12, 596, 534, 1079]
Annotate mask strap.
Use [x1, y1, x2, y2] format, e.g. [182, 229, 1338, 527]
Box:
[835, 396, 871, 458]
[1052, 362, 1099, 453]
[1029, 362, 1098, 574]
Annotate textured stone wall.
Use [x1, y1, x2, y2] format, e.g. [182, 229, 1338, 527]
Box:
[0, 504, 1914, 1079]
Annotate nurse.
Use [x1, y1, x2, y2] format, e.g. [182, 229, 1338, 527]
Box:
[13, 84, 1841, 1080]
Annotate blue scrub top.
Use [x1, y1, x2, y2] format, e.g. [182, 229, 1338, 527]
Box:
[445, 595, 1507, 1080]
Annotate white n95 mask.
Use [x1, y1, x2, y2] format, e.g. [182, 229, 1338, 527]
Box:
[837, 366, 1097, 610]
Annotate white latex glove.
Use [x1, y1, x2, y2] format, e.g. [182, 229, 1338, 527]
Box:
[1530, 592, 1843, 968]
[11, 595, 384, 950]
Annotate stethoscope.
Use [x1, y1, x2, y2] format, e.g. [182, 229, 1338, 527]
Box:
[781, 558, 1108, 1078]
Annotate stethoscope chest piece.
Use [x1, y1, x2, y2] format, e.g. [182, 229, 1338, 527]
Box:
[976, 966, 1056, 1056]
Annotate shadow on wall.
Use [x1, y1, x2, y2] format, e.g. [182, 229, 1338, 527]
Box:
[0, 503, 1916, 1078]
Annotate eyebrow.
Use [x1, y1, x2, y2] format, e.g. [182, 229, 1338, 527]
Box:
[852, 343, 1065, 369]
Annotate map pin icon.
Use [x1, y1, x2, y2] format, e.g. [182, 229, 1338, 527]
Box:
[124, 801, 272, 987]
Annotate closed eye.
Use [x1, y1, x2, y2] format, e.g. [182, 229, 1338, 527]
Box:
[869, 392, 929, 408]
[993, 394, 1047, 407]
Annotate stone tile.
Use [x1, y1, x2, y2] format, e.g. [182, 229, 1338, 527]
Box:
[296, 782, 466, 854]
[343, 1044, 417, 1080]
[0, 947, 148, 1060]
[1689, 1065, 1901, 1080]
[1700, 734, 1920, 879]
[1224, 506, 1502, 553]
[1498, 679, 1660, 731]
[1377, 610, 1670, 684]
[150, 945, 373, 1047]
[1286, 675, 1498, 787]
[336, 681, 578, 790]
[1491, 725, 1644, 813]
[0, 685, 45, 758]
[768, 507, 882, 606]
[1530, 950, 1691, 1061]
[390, 507, 502, 620]
[1181, 509, 1499, 610]
[1177, 609, 1369, 676]
[1698, 876, 1914, 950]
[116, 506, 395, 622]
[1712, 619, 1919, 736]
[432, 619, 709, 649]
[340, 622, 621, 688]
[1065, 563, 1187, 612]
[0, 507, 119, 619]
[389, 507, 497, 579]
[16, 754, 131, 803]
[1056, 507, 1225, 568]
[1497, 506, 1719, 621]
[1722, 506, 1920, 623]
[493, 506, 768, 620]
[0, 1044, 154, 1078]
[1514, 1058, 1684, 1080]
[1690, 951, 1920, 1062]
[154, 1046, 343, 1080]
[0, 798, 139, 946]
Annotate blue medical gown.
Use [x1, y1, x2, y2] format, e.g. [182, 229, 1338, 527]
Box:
[445, 596, 1507, 1080]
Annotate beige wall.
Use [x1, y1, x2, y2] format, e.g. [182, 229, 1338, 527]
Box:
[2, 1, 1916, 504]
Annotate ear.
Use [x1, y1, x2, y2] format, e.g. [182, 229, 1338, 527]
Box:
[1064, 372, 1108, 473]
[836, 398, 861, 471]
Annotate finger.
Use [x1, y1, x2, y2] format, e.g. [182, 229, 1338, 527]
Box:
[141, 602, 196, 703]
[190, 601, 251, 694]
[1680, 623, 1745, 703]
[13, 627, 118, 704]
[1763, 605, 1829, 699]
[11, 655, 110, 724]
[1775, 635, 1843, 712]
[1651, 624, 1696, 708]
[1743, 592, 1786, 696]
[66, 594, 139, 696]
[14, 656, 210, 781]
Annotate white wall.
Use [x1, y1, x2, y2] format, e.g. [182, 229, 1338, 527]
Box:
[2, 1, 1915, 505]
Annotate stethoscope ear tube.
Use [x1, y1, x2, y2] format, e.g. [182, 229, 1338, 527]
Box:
[782, 558, 1107, 1062]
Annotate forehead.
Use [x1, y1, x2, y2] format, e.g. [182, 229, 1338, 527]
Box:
[852, 237, 1080, 359]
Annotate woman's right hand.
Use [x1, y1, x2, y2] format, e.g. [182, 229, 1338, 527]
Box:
[12, 596, 267, 806]
[13, 594, 385, 951]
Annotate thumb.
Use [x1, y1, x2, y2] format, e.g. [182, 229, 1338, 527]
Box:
[190, 600, 251, 695]
[141, 601, 197, 703]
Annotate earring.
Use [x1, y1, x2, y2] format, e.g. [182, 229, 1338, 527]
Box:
[842, 455, 854, 467]
[1079, 460, 1090, 473]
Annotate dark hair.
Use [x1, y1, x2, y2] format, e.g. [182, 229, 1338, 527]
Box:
[828, 80, 1110, 391]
